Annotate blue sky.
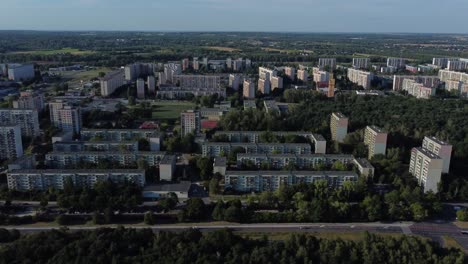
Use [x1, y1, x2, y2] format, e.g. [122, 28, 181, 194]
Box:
[1, 0, 467, 33]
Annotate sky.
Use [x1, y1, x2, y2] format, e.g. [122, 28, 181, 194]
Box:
[0, 0, 467, 33]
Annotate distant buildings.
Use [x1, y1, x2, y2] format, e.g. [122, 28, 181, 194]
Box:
[125, 63, 156, 81]
[330, 112, 348, 143]
[409, 147, 443, 193]
[0, 109, 40, 137]
[387, 57, 405, 68]
[259, 67, 283, 91]
[0, 125, 23, 160]
[352, 58, 370, 69]
[13, 91, 45, 112]
[181, 110, 201, 136]
[147, 75, 156, 94]
[7, 169, 145, 191]
[364, 126, 387, 159]
[347, 69, 374, 89]
[7, 64, 35, 81]
[318, 58, 336, 70]
[100, 70, 125, 97]
[432, 58, 451, 68]
[402, 79, 436, 99]
[243, 100, 256, 110]
[49, 101, 82, 134]
[243, 80, 255, 99]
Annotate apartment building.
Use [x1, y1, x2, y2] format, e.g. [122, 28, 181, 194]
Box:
[313, 67, 330, 83]
[352, 58, 370, 69]
[13, 91, 45, 112]
[347, 68, 374, 89]
[447, 60, 468, 71]
[284, 67, 296, 80]
[147, 76, 156, 94]
[392, 75, 440, 91]
[297, 69, 309, 82]
[7, 64, 35, 81]
[45, 151, 167, 169]
[438, 70, 468, 83]
[330, 112, 348, 143]
[137, 78, 145, 99]
[402, 79, 435, 99]
[243, 80, 255, 99]
[409, 147, 443, 193]
[258, 78, 271, 94]
[100, 70, 125, 96]
[364, 126, 388, 159]
[49, 101, 82, 134]
[237, 153, 354, 169]
[7, 169, 145, 191]
[53, 141, 138, 152]
[202, 142, 312, 157]
[387, 57, 405, 68]
[80, 129, 162, 151]
[318, 58, 336, 70]
[125, 63, 156, 81]
[159, 155, 176, 181]
[181, 110, 201, 136]
[432, 58, 451, 68]
[422, 136, 452, 174]
[0, 125, 23, 160]
[0, 109, 40, 137]
[229, 74, 243, 90]
[271, 76, 283, 90]
[225, 171, 358, 192]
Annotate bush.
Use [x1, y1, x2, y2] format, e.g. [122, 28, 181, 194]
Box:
[457, 209, 468, 221]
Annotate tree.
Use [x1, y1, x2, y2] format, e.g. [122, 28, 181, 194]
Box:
[209, 178, 219, 195]
[128, 96, 136, 106]
[224, 205, 242, 222]
[457, 209, 468, 221]
[55, 215, 68, 225]
[196, 157, 213, 181]
[40, 195, 48, 208]
[410, 202, 428, 221]
[212, 201, 225, 221]
[361, 195, 383, 221]
[179, 198, 206, 222]
[144, 212, 155, 225]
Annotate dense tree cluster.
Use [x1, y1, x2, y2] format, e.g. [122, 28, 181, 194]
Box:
[0, 228, 464, 263]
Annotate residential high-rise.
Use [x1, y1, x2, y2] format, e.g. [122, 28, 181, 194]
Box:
[147, 76, 156, 94]
[193, 58, 200, 71]
[137, 78, 145, 99]
[243, 80, 255, 99]
[49, 101, 82, 134]
[270, 76, 283, 90]
[352, 58, 370, 69]
[226, 58, 232, 69]
[364, 126, 388, 159]
[422, 136, 452, 174]
[182, 58, 190, 71]
[258, 79, 271, 95]
[432, 58, 451, 68]
[100, 70, 125, 96]
[13, 91, 45, 112]
[330, 112, 348, 143]
[393, 75, 440, 91]
[229, 74, 243, 90]
[0, 125, 23, 160]
[328, 75, 335, 98]
[402, 79, 436, 99]
[387, 57, 405, 68]
[284, 67, 296, 80]
[7, 64, 35, 81]
[318, 58, 336, 70]
[313, 67, 330, 83]
[297, 69, 309, 82]
[124, 63, 156, 81]
[409, 147, 443, 193]
[347, 68, 374, 89]
[0, 109, 40, 137]
[181, 110, 201, 136]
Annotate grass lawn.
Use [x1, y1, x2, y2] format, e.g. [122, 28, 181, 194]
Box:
[12, 48, 95, 56]
[454, 221, 468, 229]
[442, 236, 466, 253]
[151, 101, 195, 120]
[204, 46, 241, 52]
[60, 67, 112, 83]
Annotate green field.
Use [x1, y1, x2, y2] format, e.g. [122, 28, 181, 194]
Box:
[151, 101, 195, 120]
[12, 48, 95, 55]
[60, 67, 112, 82]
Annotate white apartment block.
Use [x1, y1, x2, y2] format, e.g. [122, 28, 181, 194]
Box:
[243, 80, 255, 99]
[347, 68, 374, 89]
[438, 70, 468, 84]
[137, 78, 145, 99]
[8, 64, 35, 81]
[297, 69, 309, 82]
[229, 74, 243, 90]
[409, 147, 443, 193]
[402, 79, 435, 99]
[202, 142, 312, 157]
[147, 75, 156, 94]
[392, 75, 440, 91]
[181, 110, 201, 136]
[49, 101, 82, 134]
[0, 109, 40, 137]
[258, 78, 271, 95]
[80, 129, 162, 151]
[125, 63, 156, 81]
[0, 125, 23, 160]
[330, 112, 348, 143]
[447, 60, 468, 71]
[387, 57, 405, 68]
[313, 67, 330, 83]
[284, 67, 296, 80]
[13, 91, 45, 112]
[7, 169, 146, 191]
[422, 136, 452, 174]
[364, 126, 387, 159]
[432, 58, 451, 68]
[271, 76, 283, 90]
[318, 58, 336, 70]
[100, 70, 125, 96]
[159, 155, 176, 181]
[352, 58, 370, 69]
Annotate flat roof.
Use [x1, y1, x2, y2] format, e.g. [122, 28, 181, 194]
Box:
[367, 125, 386, 134]
[226, 171, 358, 176]
[214, 157, 227, 166]
[353, 158, 374, 169]
[82, 128, 160, 133]
[9, 169, 145, 174]
[332, 112, 347, 119]
[160, 155, 176, 164]
[414, 147, 441, 159]
[425, 136, 450, 146]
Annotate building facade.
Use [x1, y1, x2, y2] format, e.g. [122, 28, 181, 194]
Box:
[100, 70, 125, 96]
[409, 147, 443, 193]
[422, 136, 452, 174]
[330, 112, 348, 143]
[181, 110, 201, 136]
[0, 109, 40, 137]
[364, 126, 388, 159]
[0, 125, 23, 160]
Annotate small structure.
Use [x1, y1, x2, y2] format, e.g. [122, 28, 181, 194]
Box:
[143, 181, 192, 199]
[213, 157, 227, 176]
[159, 155, 176, 181]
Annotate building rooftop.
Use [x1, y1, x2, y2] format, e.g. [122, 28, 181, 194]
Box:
[226, 171, 358, 176]
[414, 147, 442, 159]
[367, 125, 386, 134]
[311, 134, 326, 141]
[214, 157, 227, 167]
[143, 181, 191, 192]
[425, 136, 450, 146]
[9, 169, 145, 174]
[160, 155, 176, 164]
[332, 112, 347, 119]
[353, 158, 374, 169]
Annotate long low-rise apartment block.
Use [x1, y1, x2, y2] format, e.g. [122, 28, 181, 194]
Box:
[202, 142, 312, 157]
[80, 129, 162, 151]
[392, 75, 440, 91]
[347, 68, 374, 89]
[45, 151, 167, 168]
[7, 169, 145, 191]
[402, 79, 436, 99]
[225, 171, 358, 192]
[213, 131, 326, 154]
[53, 141, 138, 152]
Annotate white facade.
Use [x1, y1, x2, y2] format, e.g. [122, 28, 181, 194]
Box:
[409, 147, 443, 193]
[8, 64, 35, 81]
[100, 70, 125, 96]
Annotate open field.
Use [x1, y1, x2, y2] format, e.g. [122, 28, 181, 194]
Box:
[11, 48, 95, 55]
[60, 67, 112, 83]
[204, 46, 241, 52]
[151, 101, 196, 120]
